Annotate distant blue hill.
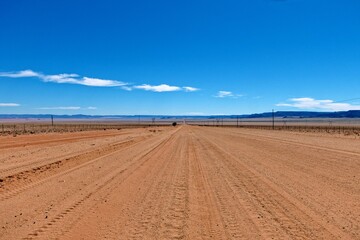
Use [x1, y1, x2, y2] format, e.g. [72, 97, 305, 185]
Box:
[233, 110, 360, 119]
[0, 110, 360, 119]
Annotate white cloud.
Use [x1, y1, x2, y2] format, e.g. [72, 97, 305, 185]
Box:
[0, 70, 127, 87]
[87, 106, 97, 110]
[0, 70, 40, 78]
[121, 86, 133, 91]
[80, 77, 126, 87]
[41, 73, 79, 84]
[134, 84, 181, 92]
[134, 84, 200, 92]
[183, 86, 200, 92]
[41, 74, 126, 87]
[216, 91, 233, 98]
[215, 91, 243, 98]
[0, 103, 20, 107]
[0, 70, 200, 93]
[277, 97, 360, 111]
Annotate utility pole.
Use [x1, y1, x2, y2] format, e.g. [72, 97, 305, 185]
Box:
[51, 115, 54, 127]
[272, 109, 275, 130]
[237, 116, 239, 128]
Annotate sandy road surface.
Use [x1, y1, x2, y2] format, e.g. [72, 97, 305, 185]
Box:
[0, 125, 359, 239]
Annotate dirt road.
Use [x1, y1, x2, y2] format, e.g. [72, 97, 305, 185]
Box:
[0, 126, 359, 239]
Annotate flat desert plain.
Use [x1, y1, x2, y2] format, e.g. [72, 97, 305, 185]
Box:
[0, 125, 359, 239]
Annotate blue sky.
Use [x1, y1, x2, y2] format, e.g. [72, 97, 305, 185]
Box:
[0, 0, 360, 115]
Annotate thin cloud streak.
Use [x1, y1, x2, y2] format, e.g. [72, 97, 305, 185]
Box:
[121, 86, 133, 91]
[134, 84, 181, 92]
[0, 103, 20, 107]
[216, 91, 233, 98]
[0, 70, 39, 78]
[277, 97, 360, 111]
[215, 91, 243, 98]
[183, 86, 200, 92]
[0, 70, 127, 87]
[134, 84, 200, 93]
[0, 70, 200, 93]
[80, 77, 126, 87]
[41, 74, 126, 87]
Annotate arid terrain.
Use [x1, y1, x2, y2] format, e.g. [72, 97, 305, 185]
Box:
[0, 125, 359, 239]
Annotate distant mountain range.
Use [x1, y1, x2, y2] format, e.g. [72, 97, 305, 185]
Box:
[234, 110, 360, 119]
[0, 110, 360, 119]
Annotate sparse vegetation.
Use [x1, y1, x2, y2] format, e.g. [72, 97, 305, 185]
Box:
[190, 121, 360, 137]
[0, 123, 169, 136]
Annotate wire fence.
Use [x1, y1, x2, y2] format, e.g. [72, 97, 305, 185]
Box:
[2, 118, 360, 137]
[186, 119, 360, 136]
[0, 121, 175, 136]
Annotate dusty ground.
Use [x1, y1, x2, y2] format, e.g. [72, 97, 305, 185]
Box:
[0, 125, 359, 239]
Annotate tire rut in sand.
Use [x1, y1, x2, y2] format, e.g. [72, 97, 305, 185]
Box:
[0, 135, 148, 179]
[186, 133, 228, 239]
[216, 128, 360, 157]
[0, 134, 145, 177]
[20, 129, 180, 240]
[3, 126, 358, 239]
[191, 136, 260, 239]
[158, 135, 190, 240]
[195, 129, 352, 239]
[0, 136, 150, 201]
[0, 131, 128, 150]
[123, 137, 183, 239]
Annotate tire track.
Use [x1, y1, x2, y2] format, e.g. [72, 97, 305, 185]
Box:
[2, 125, 358, 239]
[199, 127, 360, 239]
[195, 128, 353, 239]
[60, 127, 182, 240]
[214, 127, 360, 157]
[158, 134, 190, 240]
[191, 135, 261, 239]
[123, 134, 184, 240]
[0, 131, 128, 150]
[186, 132, 228, 239]
[0, 136, 151, 201]
[0, 135, 150, 188]
[20, 128, 182, 239]
[0, 128, 176, 205]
